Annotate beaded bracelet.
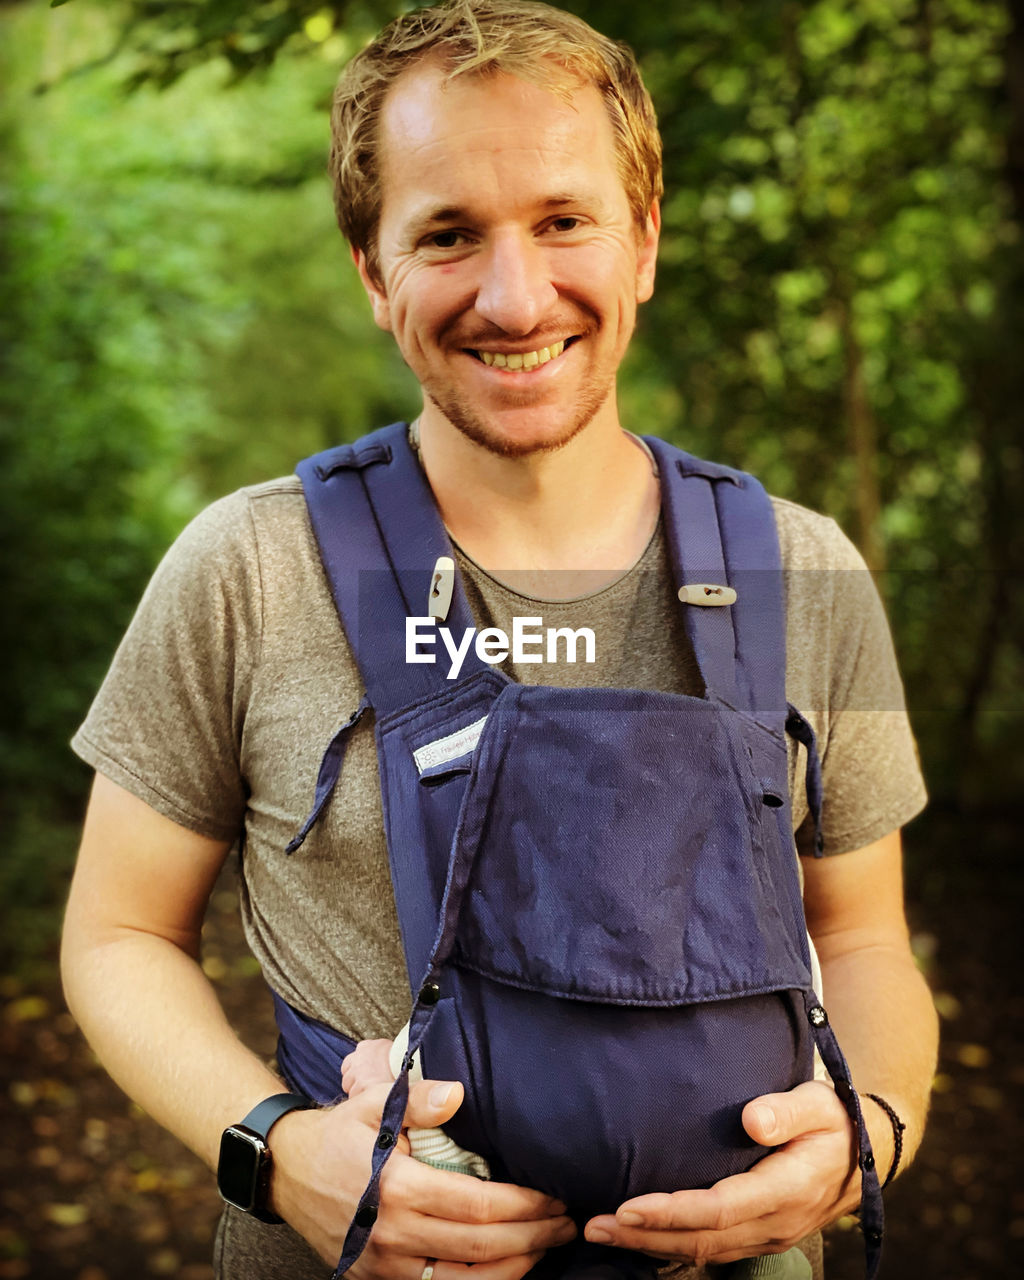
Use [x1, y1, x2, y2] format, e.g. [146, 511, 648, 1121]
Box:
[864, 1092, 907, 1188]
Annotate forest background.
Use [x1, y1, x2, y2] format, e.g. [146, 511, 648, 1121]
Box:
[1, 1, 1022, 1278]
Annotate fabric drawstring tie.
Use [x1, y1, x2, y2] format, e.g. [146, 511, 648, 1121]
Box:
[786, 705, 825, 856]
[286, 696, 370, 854]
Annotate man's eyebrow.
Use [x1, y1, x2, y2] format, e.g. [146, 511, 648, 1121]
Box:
[531, 193, 609, 213]
[402, 205, 468, 239]
[412, 205, 465, 227]
[541, 193, 595, 208]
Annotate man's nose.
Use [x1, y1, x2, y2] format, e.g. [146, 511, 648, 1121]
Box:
[473, 232, 557, 334]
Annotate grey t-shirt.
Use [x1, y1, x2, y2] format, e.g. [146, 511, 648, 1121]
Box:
[72, 472, 926, 1279]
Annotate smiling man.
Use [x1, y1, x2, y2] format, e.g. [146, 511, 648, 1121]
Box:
[62, 4, 936, 1280]
[354, 60, 658, 465]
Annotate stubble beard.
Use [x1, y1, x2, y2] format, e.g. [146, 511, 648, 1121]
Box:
[423, 375, 614, 460]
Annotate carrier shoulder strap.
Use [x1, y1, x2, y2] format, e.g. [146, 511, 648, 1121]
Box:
[297, 423, 785, 720]
[643, 436, 785, 718]
[296, 422, 491, 720]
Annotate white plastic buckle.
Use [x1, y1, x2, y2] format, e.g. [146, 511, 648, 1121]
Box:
[428, 557, 455, 621]
[677, 583, 737, 607]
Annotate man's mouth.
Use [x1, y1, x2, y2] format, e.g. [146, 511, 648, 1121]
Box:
[469, 338, 574, 370]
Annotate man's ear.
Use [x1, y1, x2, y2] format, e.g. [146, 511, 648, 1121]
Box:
[352, 245, 392, 332]
[635, 201, 660, 305]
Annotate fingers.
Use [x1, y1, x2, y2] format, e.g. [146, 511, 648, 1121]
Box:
[385, 1153, 569, 1226]
[601, 1082, 852, 1230]
[435, 1251, 548, 1279]
[268, 1089, 572, 1276]
[599, 1133, 843, 1238]
[585, 1189, 813, 1267]
[340, 1078, 465, 1130]
[372, 1200, 576, 1266]
[587, 1180, 752, 1243]
[581, 1084, 861, 1265]
[603, 1163, 790, 1237]
[369, 1154, 574, 1267]
[584, 1211, 779, 1267]
[406, 1078, 466, 1128]
[341, 1079, 403, 1121]
[352, 1250, 549, 1280]
[345, 1071, 569, 1225]
[341, 1039, 397, 1098]
[741, 1080, 849, 1147]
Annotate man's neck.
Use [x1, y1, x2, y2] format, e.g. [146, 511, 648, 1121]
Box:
[414, 409, 661, 597]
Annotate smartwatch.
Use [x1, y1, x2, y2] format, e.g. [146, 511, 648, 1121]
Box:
[217, 1092, 312, 1222]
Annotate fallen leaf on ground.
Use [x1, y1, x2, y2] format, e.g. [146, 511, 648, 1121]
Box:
[45, 1203, 90, 1227]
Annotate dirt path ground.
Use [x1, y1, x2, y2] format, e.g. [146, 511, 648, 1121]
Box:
[2, 813, 1021, 1279]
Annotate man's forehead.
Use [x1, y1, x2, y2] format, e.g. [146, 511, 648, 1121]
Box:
[377, 57, 606, 155]
[385, 50, 590, 113]
[375, 61, 623, 217]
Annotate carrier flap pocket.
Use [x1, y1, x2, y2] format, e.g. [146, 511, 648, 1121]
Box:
[451, 686, 810, 1006]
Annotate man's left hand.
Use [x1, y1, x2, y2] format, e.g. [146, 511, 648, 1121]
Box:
[582, 1081, 861, 1265]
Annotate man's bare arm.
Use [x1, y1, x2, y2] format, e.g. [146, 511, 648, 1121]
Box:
[801, 825, 937, 1174]
[62, 774, 574, 1279]
[61, 774, 277, 1162]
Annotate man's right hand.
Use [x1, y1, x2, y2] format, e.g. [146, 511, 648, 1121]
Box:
[267, 1078, 577, 1279]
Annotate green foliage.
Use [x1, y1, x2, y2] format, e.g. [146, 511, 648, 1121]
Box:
[41, 1, 397, 90]
[583, 0, 1023, 802]
[0, 0, 417, 963]
[0, 36, 182, 824]
[3, 0, 1022, 967]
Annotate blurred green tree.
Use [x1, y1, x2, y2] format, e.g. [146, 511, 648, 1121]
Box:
[3, 0, 1021, 966]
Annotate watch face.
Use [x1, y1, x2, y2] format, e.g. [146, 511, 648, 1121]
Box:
[217, 1127, 265, 1212]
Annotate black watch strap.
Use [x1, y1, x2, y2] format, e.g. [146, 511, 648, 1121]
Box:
[240, 1091, 312, 1139]
[219, 1091, 312, 1223]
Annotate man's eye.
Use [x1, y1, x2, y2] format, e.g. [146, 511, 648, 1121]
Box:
[550, 216, 582, 232]
[426, 230, 465, 249]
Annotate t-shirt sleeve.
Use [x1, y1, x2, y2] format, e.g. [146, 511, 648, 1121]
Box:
[780, 505, 928, 856]
[71, 491, 262, 842]
[820, 535, 927, 853]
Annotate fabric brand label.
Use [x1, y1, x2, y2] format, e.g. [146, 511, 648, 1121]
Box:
[412, 716, 488, 774]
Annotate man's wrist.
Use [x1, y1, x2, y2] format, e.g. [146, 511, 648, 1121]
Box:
[856, 1090, 915, 1195]
[861, 1092, 907, 1187]
[263, 1102, 321, 1220]
[217, 1092, 313, 1222]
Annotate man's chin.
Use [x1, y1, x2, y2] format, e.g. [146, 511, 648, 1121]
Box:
[426, 395, 607, 460]
[459, 425, 582, 460]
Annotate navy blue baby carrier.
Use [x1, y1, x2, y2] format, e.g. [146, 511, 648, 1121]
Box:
[277, 422, 884, 1279]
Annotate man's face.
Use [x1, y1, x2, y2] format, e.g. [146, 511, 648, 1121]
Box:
[354, 61, 659, 458]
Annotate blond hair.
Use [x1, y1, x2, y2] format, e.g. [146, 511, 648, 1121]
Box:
[329, 0, 663, 282]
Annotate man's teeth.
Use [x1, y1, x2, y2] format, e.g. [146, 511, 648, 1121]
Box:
[477, 340, 566, 370]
